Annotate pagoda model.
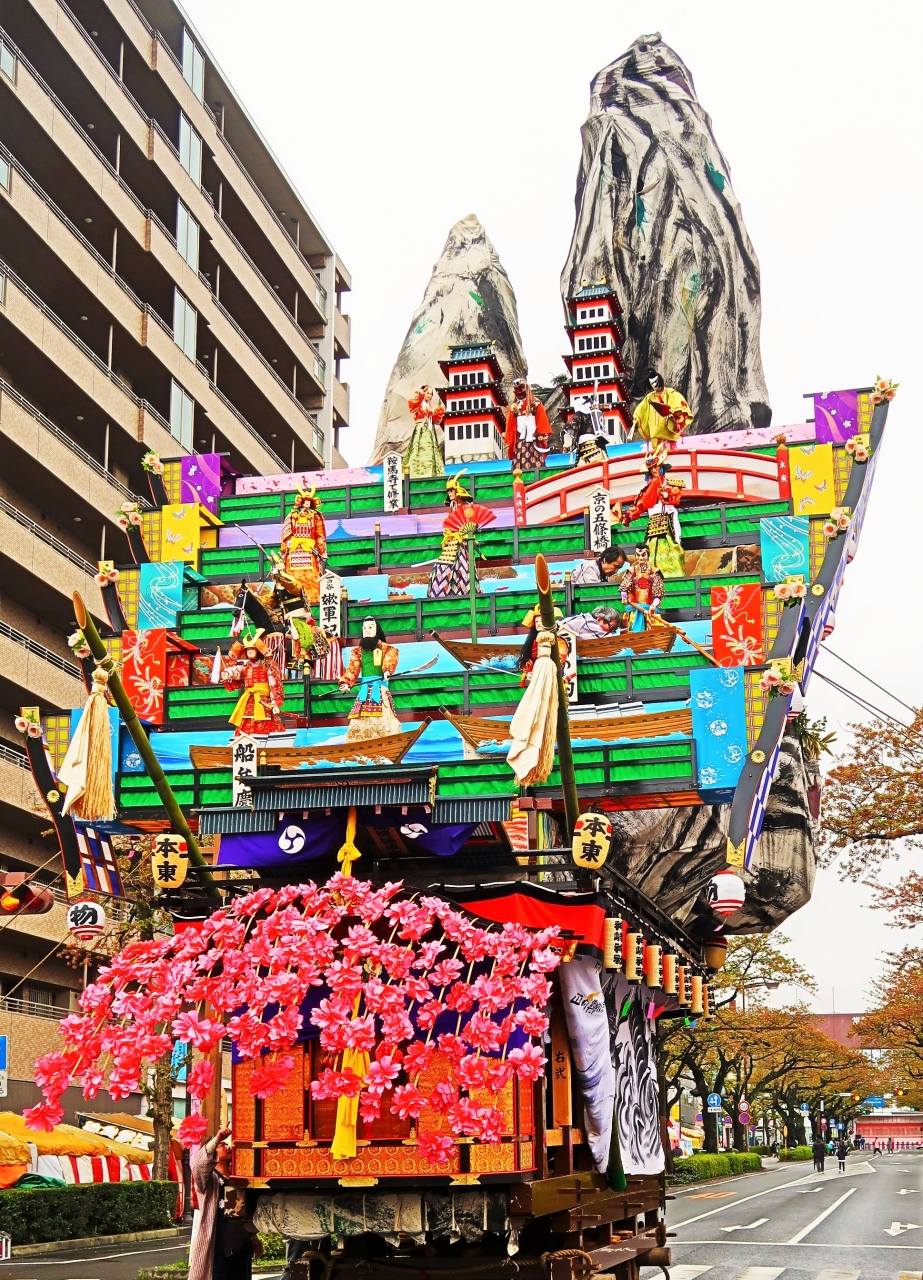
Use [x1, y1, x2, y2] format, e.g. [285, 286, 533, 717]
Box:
[438, 341, 507, 463]
[562, 283, 632, 441]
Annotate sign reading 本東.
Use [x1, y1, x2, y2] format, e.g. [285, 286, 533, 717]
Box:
[151, 833, 189, 888]
[318, 570, 342, 638]
[382, 452, 403, 513]
[232, 734, 258, 809]
[587, 486, 613, 553]
[572, 811, 612, 869]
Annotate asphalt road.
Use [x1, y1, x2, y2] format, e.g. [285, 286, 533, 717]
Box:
[648, 1152, 923, 1280]
[0, 1235, 284, 1280]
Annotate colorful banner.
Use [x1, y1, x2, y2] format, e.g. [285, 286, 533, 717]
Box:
[180, 453, 222, 514]
[789, 443, 835, 517]
[218, 812, 477, 868]
[121, 629, 168, 724]
[159, 503, 200, 563]
[710, 583, 764, 667]
[75, 825, 124, 897]
[760, 515, 809, 583]
[690, 666, 748, 797]
[813, 390, 859, 445]
[137, 562, 184, 630]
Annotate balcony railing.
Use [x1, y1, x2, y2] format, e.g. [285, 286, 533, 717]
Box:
[0, 617, 83, 680]
[0, 995, 70, 1021]
[0, 494, 98, 577]
[0, 741, 29, 770]
[0, 377, 147, 507]
[0, 254, 171, 436]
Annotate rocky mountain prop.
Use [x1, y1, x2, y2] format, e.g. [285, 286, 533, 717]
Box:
[561, 33, 771, 434]
[370, 214, 528, 463]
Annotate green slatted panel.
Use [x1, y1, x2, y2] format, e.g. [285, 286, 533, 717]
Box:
[165, 682, 306, 721]
[118, 770, 233, 811]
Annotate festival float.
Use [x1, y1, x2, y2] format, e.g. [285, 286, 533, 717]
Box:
[18, 32, 894, 1280]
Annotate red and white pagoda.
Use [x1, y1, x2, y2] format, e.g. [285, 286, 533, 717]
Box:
[438, 341, 507, 463]
[562, 283, 632, 441]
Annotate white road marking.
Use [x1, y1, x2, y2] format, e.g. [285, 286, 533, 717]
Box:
[720, 1218, 768, 1233]
[677, 1238, 923, 1249]
[885, 1221, 922, 1237]
[791, 1160, 877, 1186]
[4, 1244, 187, 1267]
[673, 1174, 814, 1226]
[897, 1188, 920, 1194]
[796, 1188, 824, 1194]
[813, 1270, 860, 1280]
[731, 1268, 784, 1280]
[787, 1186, 857, 1244]
[655, 1268, 712, 1280]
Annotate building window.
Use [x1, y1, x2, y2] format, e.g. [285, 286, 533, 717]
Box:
[465, 424, 472, 440]
[0, 154, 9, 192]
[173, 289, 197, 359]
[473, 424, 481, 439]
[607, 418, 616, 435]
[179, 114, 203, 185]
[477, 371, 485, 384]
[175, 201, 199, 271]
[453, 375, 460, 386]
[26, 983, 55, 1016]
[0, 39, 15, 80]
[170, 380, 194, 449]
[448, 425, 455, 440]
[181, 29, 205, 101]
[577, 338, 585, 351]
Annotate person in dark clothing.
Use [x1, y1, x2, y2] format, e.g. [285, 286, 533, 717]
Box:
[812, 1137, 826, 1172]
[837, 1140, 848, 1172]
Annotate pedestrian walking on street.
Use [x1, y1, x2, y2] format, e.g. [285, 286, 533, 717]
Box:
[190, 1125, 262, 1280]
[812, 1137, 826, 1173]
[837, 1140, 848, 1172]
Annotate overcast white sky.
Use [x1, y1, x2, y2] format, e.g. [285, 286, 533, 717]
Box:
[183, 0, 923, 1010]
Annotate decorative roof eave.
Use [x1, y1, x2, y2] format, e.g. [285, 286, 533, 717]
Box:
[196, 794, 513, 835]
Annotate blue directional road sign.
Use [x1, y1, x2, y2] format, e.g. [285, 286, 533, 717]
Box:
[799, 1103, 810, 1113]
[707, 1093, 722, 1108]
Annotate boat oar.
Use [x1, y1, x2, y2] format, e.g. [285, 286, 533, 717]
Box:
[631, 603, 718, 667]
[312, 654, 439, 699]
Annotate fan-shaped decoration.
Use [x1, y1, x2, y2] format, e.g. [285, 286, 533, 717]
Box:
[442, 502, 497, 534]
[25, 874, 562, 1163]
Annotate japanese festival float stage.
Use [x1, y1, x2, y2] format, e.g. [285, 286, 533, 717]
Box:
[14, 31, 895, 1280]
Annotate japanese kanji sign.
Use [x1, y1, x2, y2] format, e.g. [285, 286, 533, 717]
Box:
[572, 811, 612, 869]
[587, 485, 613, 553]
[382, 452, 403, 513]
[151, 833, 189, 888]
[232, 734, 258, 809]
[318, 571, 343, 638]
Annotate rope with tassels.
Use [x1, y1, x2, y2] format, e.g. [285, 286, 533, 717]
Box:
[335, 805, 361, 877]
[58, 663, 116, 821]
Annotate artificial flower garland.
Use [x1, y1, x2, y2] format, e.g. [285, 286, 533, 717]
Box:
[26, 874, 562, 1164]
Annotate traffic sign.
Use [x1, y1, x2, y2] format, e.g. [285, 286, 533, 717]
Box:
[837, 1122, 845, 1129]
[821, 1119, 828, 1129]
[708, 1106, 723, 1114]
[799, 1103, 810, 1113]
[722, 1117, 733, 1125]
[0, 1037, 7, 1072]
[707, 1093, 722, 1108]
[0, 1071, 7, 1099]
[738, 1099, 750, 1113]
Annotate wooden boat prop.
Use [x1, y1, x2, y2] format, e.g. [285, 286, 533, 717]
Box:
[443, 706, 692, 750]
[190, 720, 430, 771]
[433, 625, 676, 669]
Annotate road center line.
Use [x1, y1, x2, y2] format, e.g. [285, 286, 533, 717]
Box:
[672, 1174, 815, 1227]
[787, 1187, 857, 1244]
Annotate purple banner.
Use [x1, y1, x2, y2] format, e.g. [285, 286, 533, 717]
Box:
[180, 453, 223, 513]
[813, 390, 860, 445]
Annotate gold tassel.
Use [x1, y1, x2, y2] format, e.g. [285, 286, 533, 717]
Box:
[507, 627, 559, 785]
[335, 806, 361, 877]
[59, 666, 115, 821]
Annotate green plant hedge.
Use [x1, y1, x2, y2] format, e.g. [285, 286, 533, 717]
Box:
[668, 1152, 763, 1184]
[778, 1145, 814, 1162]
[0, 1181, 176, 1244]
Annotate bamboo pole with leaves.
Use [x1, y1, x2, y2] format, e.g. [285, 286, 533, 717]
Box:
[72, 591, 219, 900]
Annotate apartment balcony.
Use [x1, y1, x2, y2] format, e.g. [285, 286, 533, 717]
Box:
[0, 617, 85, 711]
[0, 375, 147, 524]
[0, 742, 45, 820]
[334, 308, 351, 361]
[333, 376, 349, 427]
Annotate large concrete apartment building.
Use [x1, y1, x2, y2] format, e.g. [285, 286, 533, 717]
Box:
[0, 0, 350, 1111]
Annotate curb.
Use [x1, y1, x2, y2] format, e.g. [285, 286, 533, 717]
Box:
[13, 1225, 189, 1256]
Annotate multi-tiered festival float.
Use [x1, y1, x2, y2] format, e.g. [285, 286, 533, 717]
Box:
[19, 32, 893, 1280]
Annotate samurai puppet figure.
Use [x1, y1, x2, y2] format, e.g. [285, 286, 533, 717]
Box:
[405, 386, 446, 479]
[622, 449, 687, 577]
[619, 546, 666, 632]
[427, 474, 496, 599]
[504, 377, 551, 472]
[632, 368, 692, 445]
[279, 487, 327, 604]
[338, 617, 400, 741]
[571, 409, 610, 466]
[222, 628, 286, 737]
[270, 562, 341, 680]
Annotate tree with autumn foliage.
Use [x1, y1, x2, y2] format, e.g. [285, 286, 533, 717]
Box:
[853, 948, 923, 1111]
[821, 709, 923, 925]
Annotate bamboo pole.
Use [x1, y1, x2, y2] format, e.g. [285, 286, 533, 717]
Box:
[467, 533, 478, 643]
[534, 554, 579, 840]
[72, 591, 219, 899]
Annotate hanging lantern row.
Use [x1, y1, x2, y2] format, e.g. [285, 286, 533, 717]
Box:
[601, 911, 713, 1016]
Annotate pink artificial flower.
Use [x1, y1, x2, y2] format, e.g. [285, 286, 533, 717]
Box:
[172, 1011, 224, 1052]
[446, 1097, 481, 1136]
[176, 1112, 209, 1148]
[401, 975, 431, 1003]
[508, 1043, 545, 1081]
[414, 940, 445, 971]
[529, 948, 562, 974]
[364, 1055, 401, 1094]
[250, 1054, 296, 1099]
[358, 1092, 382, 1123]
[428, 1080, 458, 1113]
[24, 1101, 64, 1132]
[455, 1055, 488, 1091]
[520, 975, 553, 1005]
[187, 1060, 215, 1102]
[464, 1014, 503, 1053]
[345, 1015, 377, 1053]
[418, 1131, 455, 1165]
[226, 1012, 268, 1058]
[475, 1106, 504, 1143]
[310, 1068, 362, 1101]
[310, 995, 353, 1033]
[403, 1041, 435, 1077]
[380, 1010, 414, 1043]
[390, 1084, 425, 1120]
[515, 1008, 549, 1037]
[265, 1007, 303, 1048]
[485, 1059, 516, 1091]
[445, 982, 475, 1013]
[416, 1001, 444, 1031]
[81, 1070, 104, 1099]
[436, 1033, 466, 1065]
[326, 960, 364, 998]
[430, 959, 464, 988]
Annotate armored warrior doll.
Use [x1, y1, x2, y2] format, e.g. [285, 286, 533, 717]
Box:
[504, 377, 551, 472]
[338, 617, 401, 741]
[222, 628, 286, 736]
[279, 487, 327, 604]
